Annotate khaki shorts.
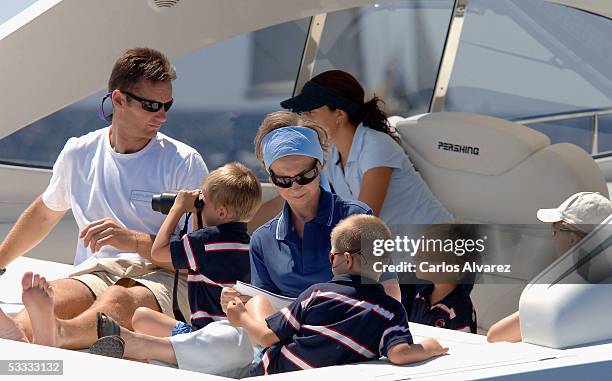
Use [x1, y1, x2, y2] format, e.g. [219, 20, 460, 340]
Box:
[68, 258, 189, 319]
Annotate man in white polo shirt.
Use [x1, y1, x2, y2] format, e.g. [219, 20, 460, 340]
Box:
[0, 47, 208, 349]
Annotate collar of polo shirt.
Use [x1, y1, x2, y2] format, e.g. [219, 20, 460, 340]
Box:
[332, 124, 367, 167]
[332, 273, 383, 288]
[275, 187, 335, 240]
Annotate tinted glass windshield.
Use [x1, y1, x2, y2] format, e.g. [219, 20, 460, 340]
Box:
[311, 0, 454, 117]
[0, 19, 309, 177]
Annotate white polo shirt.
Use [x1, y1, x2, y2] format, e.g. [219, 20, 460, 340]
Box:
[43, 127, 209, 266]
[323, 124, 451, 226]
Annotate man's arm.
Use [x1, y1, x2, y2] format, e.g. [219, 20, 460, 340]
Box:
[80, 218, 174, 271]
[0, 196, 66, 268]
[78, 187, 200, 271]
[387, 338, 448, 365]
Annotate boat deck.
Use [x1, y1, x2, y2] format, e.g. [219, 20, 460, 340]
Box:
[2, 257, 612, 380]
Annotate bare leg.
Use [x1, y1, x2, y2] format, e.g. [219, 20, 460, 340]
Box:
[21, 272, 57, 346]
[13, 277, 95, 342]
[132, 307, 178, 337]
[0, 308, 28, 342]
[54, 284, 161, 349]
[120, 327, 178, 364]
[246, 295, 276, 323]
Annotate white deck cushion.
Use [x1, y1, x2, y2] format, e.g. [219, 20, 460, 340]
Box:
[395, 112, 608, 224]
[393, 112, 608, 331]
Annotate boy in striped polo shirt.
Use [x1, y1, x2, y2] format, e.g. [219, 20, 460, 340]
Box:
[130, 162, 261, 336]
[226, 214, 448, 376]
[409, 223, 478, 333]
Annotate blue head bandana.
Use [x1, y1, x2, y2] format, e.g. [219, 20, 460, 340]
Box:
[262, 126, 324, 172]
[262, 126, 330, 191]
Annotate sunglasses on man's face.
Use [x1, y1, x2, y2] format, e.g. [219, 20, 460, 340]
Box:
[269, 162, 319, 188]
[121, 90, 174, 113]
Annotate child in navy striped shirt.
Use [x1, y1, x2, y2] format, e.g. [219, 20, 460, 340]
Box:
[132, 162, 261, 336]
[226, 215, 448, 376]
[409, 223, 478, 333]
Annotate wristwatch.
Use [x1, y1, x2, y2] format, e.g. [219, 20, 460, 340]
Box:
[0, 268, 5, 276]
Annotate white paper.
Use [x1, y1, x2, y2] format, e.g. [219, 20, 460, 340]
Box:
[234, 281, 295, 310]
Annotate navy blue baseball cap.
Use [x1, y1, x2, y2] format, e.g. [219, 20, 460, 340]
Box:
[281, 80, 363, 115]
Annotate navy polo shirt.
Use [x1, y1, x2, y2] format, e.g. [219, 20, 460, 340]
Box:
[170, 222, 250, 330]
[409, 284, 477, 333]
[250, 274, 413, 375]
[249, 188, 372, 297]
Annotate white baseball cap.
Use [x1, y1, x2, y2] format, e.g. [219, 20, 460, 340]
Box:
[537, 192, 612, 232]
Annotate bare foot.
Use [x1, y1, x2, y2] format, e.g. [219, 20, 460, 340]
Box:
[0, 308, 28, 342]
[21, 272, 57, 347]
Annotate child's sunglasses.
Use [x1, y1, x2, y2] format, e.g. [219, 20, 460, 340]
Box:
[269, 162, 319, 188]
[328, 249, 366, 264]
[121, 89, 174, 113]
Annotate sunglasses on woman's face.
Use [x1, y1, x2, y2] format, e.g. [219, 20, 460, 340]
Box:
[121, 90, 174, 113]
[270, 162, 319, 188]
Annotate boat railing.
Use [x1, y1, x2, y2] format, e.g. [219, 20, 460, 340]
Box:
[514, 108, 612, 156]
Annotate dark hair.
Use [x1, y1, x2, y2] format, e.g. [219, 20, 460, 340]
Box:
[310, 70, 399, 143]
[108, 47, 176, 92]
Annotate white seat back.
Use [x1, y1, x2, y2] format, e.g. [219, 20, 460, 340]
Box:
[393, 112, 608, 332]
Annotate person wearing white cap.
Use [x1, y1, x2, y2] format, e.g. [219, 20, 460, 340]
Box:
[537, 192, 612, 257]
[487, 192, 612, 343]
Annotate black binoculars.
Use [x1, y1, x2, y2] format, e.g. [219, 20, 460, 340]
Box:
[151, 192, 205, 215]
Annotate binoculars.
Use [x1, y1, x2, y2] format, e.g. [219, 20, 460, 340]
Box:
[151, 192, 204, 215]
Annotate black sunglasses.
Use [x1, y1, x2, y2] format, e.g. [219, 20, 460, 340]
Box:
[270, 162, 319, 188]
[329, 249, 366, 264]
[121, 90, 174, 113]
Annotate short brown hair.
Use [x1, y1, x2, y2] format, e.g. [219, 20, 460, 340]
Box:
[253, 111, 328, 171]
[331, 214, 392, 268]
[108, 47, 176, 92]
[204, 162, 262, 222]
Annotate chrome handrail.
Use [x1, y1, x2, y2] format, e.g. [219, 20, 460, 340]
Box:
[514, 108, 612, 125]
[514, 108, 612, 155]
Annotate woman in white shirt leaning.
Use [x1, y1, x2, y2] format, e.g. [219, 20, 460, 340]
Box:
[280, 70, 451, 228]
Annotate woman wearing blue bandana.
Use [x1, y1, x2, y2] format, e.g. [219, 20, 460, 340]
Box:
[222, 111, 399, 308]
[280, 70, 453, 312]
[280, 70, 451, 226]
